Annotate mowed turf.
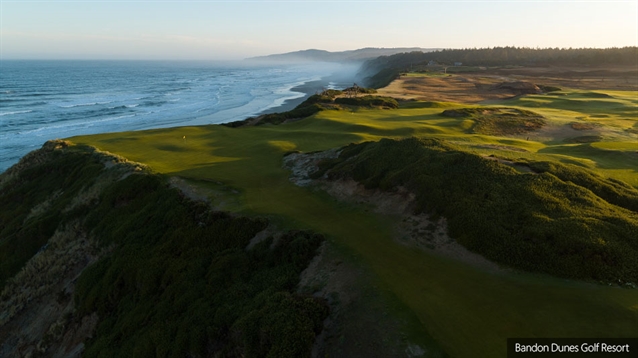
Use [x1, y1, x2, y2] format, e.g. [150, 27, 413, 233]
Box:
[71, 89, 638, 357]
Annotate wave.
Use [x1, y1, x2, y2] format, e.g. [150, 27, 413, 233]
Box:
[142, 100, 167, 107]
[21, 93, 51, 97]
[28, 101, 48, 106]
[85, 114, 137, 126]
[0, 110, 33, 117]
[107, 104, 140, 110]
[18, 114, 138, 136]
[59, 101, 112, 108]
[165, 86, 190, 93]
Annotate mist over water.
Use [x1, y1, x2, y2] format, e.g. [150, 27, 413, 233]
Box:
[0, 60, 358, 172]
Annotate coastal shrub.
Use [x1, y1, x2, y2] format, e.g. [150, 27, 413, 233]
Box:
[364, 68, 402, 88]
[314, 137, 638, 283]
[334, 95, 399, 109]
[524, 160, 638, 213]
[224, 87, 396, 127]
[258, 103, 325, 125]
[441, 108, 546, 135]
[307, 89, 343, 101]
[563, 136, 603, 143]
[0, 142, 327, 356]
[569, 121, 601, 131]
[222, 92, 337, 127]
[75, 172, 327, 357]
[538, 85, 562, 92]
[358, 87, 378, 94]
[342, 86, 377, 95]
[0, 143, 104, 289]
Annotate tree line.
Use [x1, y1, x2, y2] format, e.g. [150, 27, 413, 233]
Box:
[358, 46, 638, 87]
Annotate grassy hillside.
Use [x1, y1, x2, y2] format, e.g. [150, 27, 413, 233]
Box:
[0, 141, 327, 357]
[312, 137, 638, 283]
[77, 175, 327, 358]
[67, 86, 638, 357]
[0, 141, 107, 288]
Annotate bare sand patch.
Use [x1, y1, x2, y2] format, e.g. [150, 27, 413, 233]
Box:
[377, 75, 517, 103]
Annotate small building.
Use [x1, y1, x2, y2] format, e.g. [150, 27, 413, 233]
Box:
[427, 60, 437, 66]
[454, 62, 463, 66]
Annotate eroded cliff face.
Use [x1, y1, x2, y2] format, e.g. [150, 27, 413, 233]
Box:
[283, 148, 504, 275]
[0, 140, 148, 357]
[0, 140, 328, 358]
[285, 137, 638, 285]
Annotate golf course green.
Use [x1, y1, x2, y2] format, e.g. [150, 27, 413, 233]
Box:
[70, 86, 638, 357]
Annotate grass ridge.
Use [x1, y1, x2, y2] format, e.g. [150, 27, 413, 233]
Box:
[313, 137, 638, 284]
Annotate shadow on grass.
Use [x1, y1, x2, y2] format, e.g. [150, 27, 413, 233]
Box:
[538, 143, 638, 171]
[154, 144, 190, 152]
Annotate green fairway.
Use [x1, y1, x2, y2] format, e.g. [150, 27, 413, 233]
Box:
[71, 88, 638, 357]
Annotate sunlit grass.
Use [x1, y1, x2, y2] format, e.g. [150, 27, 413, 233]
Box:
[71, 88, 638, 357]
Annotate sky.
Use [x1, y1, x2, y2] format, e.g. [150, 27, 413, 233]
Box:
[1, 0, 637, 60]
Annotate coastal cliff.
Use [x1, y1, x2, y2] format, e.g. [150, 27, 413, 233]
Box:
[0, 140, 327, 357]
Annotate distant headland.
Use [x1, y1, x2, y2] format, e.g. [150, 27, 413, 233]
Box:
[246, 47, 440, 63]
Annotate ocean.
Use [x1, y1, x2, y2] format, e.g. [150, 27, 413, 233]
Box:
[0, 60, 356, 173]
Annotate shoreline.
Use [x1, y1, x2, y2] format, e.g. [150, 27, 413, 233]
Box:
[257, 75, 351, 117]
[185, 75, 349, 128]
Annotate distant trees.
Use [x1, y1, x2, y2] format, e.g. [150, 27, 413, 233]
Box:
[359, 46, 638, 87]
[384, 46, 637, 68]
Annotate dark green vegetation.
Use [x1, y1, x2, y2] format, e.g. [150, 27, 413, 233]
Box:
[564, 135, 605, 143]
[77, 173, 326, 358]
[358, 47, 638, 87]
[0, 141, 104, 288]
[441, 107, 546, 135]
[538, 85, 562, 93]
[224, 87, 397, 127]
[363, 67, 405, 89]
[570, 121, 601, 130]
[0, 142, 327, 358]
[334, 95, 397, 108]
[223, 102, 324, 127]
[313, 137, 638, 283]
